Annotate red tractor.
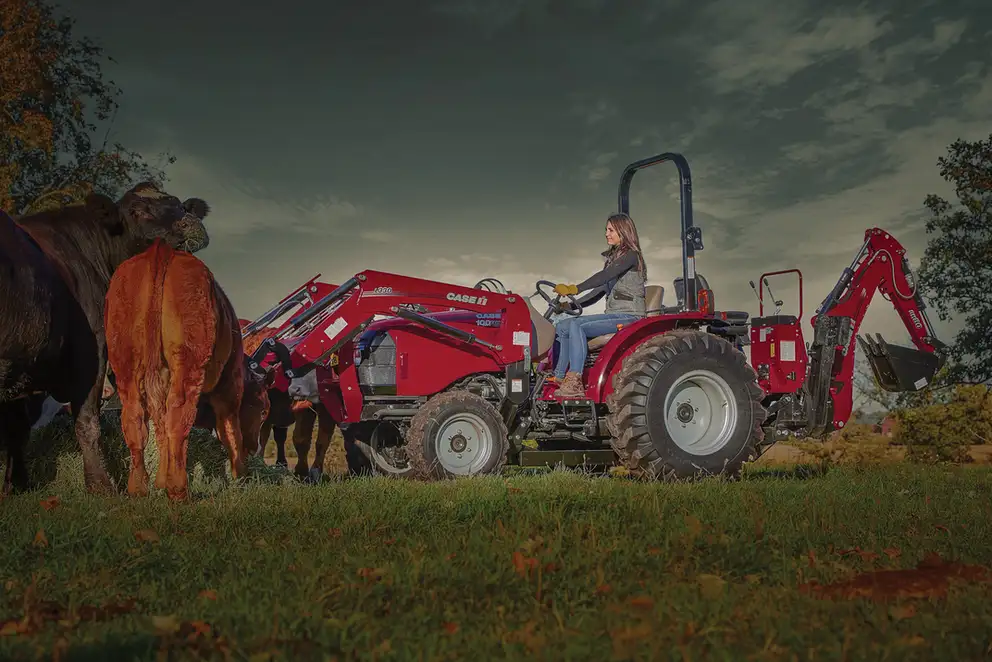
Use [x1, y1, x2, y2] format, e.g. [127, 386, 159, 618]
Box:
[242, 152, 946, 480]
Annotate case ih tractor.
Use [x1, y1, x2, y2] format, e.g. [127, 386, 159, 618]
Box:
[242, 152, 946, 481]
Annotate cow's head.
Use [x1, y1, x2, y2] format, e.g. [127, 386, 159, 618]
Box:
[240, 362, 276, 456]
[118, 182, 211, 253]
[288, 371, 320, 404]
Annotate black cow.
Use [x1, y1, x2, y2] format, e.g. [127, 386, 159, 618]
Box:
[0, 183, 210, 495]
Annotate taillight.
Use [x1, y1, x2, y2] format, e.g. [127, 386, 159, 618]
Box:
[697, 289, 713, 314]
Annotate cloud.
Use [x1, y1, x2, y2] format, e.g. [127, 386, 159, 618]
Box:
[360, 230, 396, 243]
[150, 150, 362, 241]
[695, 3, 893, 94]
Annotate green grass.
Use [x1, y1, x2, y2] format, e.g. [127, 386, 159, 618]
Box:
[2, 457, 992, 661]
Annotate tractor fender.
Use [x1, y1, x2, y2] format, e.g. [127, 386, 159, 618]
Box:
[587, 315, 708, 402]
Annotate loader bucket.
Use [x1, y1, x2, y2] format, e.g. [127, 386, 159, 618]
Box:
[857, 333, 944, 392]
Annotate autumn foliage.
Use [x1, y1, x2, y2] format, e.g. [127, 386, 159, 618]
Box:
[895, 384, 992, 464]
[0, 0, 171, 214]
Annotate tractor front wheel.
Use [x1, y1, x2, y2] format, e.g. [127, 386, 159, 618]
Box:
[607, 329, 767, 480]
[344, 422, 416, 479]
[405, 390, 509, 479]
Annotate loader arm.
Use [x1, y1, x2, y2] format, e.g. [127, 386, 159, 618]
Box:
[804, 227, 947, 436]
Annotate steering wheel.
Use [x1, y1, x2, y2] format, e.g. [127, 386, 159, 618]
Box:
[535, 280, 582, 317]
[473, 278, 508, 294]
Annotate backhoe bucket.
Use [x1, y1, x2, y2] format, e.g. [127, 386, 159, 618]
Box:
[857, 333, 943, 392]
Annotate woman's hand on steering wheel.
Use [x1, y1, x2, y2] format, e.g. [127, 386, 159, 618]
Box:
[535, 280, 582, 316]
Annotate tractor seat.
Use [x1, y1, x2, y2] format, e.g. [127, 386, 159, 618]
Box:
[525, 296, 556, 360]
[586, 285, 665, 351]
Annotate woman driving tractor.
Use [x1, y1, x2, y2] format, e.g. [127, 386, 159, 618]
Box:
[550, 212, 647, 397]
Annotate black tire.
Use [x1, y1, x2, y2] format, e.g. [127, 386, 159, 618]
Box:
[405, 390, 509, 480]
[345, 422, 416, 479]
[607, 329, 767, 480]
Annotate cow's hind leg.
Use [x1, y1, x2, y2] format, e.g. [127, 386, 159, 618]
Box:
[117, 380, 151, 497]
[162, 366, 204, 502]
[309, 406, 336, 482]
[209, 379, 245, 482]
[0, 401, 32, 495]
[292, 407, 316, 480]
[273, 426, 288, 467]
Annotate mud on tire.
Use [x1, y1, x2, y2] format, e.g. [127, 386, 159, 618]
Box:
[607, 329, 767, 480]
[405, 390, 508, 480]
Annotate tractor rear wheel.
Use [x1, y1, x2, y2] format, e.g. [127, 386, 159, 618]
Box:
[405, 390, 509, 479]
[607, 329, 767, 480]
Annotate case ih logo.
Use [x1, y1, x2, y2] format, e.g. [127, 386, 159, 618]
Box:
[908, 309, 923, 329]
[447, 292, 488, 306]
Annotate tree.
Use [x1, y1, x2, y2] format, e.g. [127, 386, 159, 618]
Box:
[0, 0, 173, 215]
[916, 134, 992, 385]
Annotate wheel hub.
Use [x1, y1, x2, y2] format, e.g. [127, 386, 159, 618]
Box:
[676, 402, 695, 423]
[662, 369, 739, 456]
[449, 433, 468, 453]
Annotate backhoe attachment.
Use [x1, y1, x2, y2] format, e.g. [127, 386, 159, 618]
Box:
[857, 332, 946, 392]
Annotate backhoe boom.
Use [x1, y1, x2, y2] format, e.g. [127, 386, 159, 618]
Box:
[805, 228, 946, 436]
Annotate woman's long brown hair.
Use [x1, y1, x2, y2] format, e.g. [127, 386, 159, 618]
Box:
[603, 212, 646, 279]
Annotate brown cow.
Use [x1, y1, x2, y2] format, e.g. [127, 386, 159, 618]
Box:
[105, 239, 260, 500]
[242, 324, 337, 480]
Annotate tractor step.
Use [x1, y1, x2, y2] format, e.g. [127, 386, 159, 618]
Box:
[517, 449, 616, 468]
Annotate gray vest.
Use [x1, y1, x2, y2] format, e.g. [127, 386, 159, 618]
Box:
[605, 255, 646, 316]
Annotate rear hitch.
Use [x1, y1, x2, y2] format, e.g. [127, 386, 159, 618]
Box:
[857, 333, 945, 392]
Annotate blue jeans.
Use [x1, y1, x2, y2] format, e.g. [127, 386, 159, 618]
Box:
[552, 313, 640, 378]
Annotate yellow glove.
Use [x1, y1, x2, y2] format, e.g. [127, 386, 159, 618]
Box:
[554, 283, 578, 296]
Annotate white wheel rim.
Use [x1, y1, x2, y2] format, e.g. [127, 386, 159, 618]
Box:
[663, 369, 739, 456]
[435, 412, 494, 475]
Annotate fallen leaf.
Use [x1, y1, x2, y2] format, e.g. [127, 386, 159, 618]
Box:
[505, 621, 545, 652]
[512, 551, 538, 577]
[807, 549, 817, 567]
[134, 529, 160, 543]
[357, 567, 385, 581]
[610, 623, 652, 658]
[328, 528, 342, 538]
[890, 603, 917, 620]
[441, 621, 459, 634]
[628, 595, 654, 609]
[837, 547, 879, 562]
[647, 547, 662, 556]
[595, 583, 612, 595]
[935, 525, 949, 534]
[198, 590, 217, 601]
[39, 496, 60, 511]
[883, 547, 902, 559]
[697, 574, 727, 599]
[799, 552, 992, 602]
[0, 620, 24, 636]
[519, 537, 543, 555]
[151, 614, 181, 634]
[253, 538, 267, 548]
[33, 529, 48, 548]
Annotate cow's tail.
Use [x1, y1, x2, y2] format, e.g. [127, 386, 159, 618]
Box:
[144, 240, 172, 428]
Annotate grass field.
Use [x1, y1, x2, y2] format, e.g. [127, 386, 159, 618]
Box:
[2, 429, 992, 662]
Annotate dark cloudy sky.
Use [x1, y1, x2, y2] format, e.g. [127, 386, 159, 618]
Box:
[71, 0, 988, 373]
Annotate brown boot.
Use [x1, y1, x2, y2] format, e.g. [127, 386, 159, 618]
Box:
[556, 371, 585, 398]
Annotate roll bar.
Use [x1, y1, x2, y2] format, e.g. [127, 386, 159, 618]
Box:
[617, 152, 703, 312]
